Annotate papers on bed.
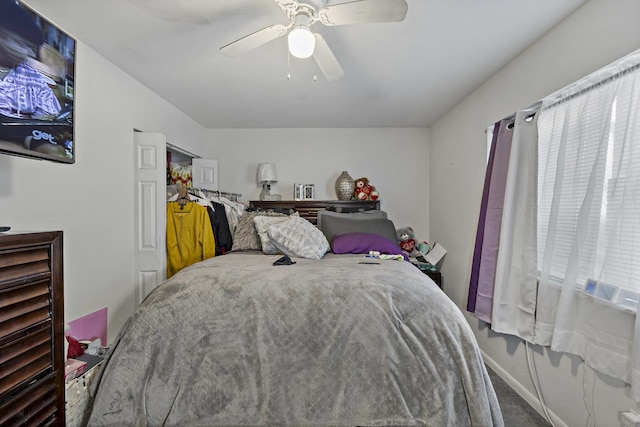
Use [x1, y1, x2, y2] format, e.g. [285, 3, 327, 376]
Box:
[365, 251, 404, 261]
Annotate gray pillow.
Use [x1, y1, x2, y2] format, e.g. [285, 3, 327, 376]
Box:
[316, 209, 388, 230]
[319, 216, 398, 247]
[232, 211, 289, 251]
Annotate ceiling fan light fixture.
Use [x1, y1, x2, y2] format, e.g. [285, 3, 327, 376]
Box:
[288, 14, 315, 59]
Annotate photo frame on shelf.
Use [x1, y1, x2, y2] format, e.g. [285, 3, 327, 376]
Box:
[303, 184, 315, 200]
[294, 183, 304, 201]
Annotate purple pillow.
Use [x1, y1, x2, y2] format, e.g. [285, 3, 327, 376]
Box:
[332, 232, 408, 261]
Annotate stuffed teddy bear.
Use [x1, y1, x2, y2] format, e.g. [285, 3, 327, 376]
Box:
[370, 187, 379, 201]
[354, 177, 371, 200]
[396, 226, 421, 258]
[354, 177, 379, 201]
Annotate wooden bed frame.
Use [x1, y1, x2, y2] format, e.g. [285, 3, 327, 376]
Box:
[249, 200, 380, 225]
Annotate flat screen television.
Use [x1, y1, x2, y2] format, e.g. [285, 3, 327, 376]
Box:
[0, 0, 75, 163]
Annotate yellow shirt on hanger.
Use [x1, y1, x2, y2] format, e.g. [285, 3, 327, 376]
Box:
[166, 201, 215, 278]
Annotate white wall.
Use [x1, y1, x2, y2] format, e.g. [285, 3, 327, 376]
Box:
[0, 14, 431, 343]
[201, 128, 430, 241]
[0, 41, 208, 342]
[429, 1, 640, 426]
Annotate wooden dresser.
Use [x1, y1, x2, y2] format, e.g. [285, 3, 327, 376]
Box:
[0, 231, 65, 426]
[249, 200, 380, 225]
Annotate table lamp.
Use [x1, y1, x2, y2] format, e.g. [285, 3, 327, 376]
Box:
[257, 162, 282, 201]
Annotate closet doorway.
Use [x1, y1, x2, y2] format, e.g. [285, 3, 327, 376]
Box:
[133, 131, 221, 305]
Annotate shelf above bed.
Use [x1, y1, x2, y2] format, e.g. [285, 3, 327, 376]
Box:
[249, 200, 380, 225]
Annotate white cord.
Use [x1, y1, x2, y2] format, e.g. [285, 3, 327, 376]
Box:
[525, 341, 556, 427]
[582, 363, 596, 427]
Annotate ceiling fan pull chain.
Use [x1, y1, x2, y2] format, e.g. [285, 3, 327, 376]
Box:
[287, 50, 291, 80]
[313, 57, 317, 82]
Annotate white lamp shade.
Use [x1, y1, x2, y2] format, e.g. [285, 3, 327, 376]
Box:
[257, 162, 278, 183]
[288, 16, 315, 59]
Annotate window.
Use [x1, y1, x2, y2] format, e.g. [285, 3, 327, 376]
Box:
[537, 65, 640, 311]
[468, 49, 640, 398]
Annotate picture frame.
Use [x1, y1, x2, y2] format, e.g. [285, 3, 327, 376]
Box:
[294, 183, 304, 201]
[303, 184, 315, 200]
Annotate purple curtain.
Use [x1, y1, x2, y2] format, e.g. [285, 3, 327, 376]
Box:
[467, 118, 515, 323]
[467, 121, 500, 313]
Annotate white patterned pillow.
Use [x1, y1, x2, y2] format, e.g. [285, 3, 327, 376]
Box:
[267, 216, 330, 260]
[254, 213, 299, 255]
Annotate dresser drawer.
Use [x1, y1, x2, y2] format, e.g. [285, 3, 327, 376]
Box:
[0, 246, 51, 285]
[0, 279, 52, 343]
[0, 372, 59, 426]
[0, 327, 53, 400]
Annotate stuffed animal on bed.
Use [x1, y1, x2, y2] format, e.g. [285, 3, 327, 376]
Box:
[396, 226, 421, 258]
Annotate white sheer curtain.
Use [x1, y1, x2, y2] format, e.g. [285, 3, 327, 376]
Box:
[535, 66, 640, 395]
[490, 105, 540, 341]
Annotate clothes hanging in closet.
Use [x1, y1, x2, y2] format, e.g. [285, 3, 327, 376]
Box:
[209, 201, 233, 255]
[166, 201, 215, 278]
[187, 190, 233, 254]
[200, 191, 244, 239]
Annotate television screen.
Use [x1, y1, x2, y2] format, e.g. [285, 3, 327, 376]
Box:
[0, 0, 75, 163]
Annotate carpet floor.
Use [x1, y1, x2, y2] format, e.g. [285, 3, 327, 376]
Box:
[487, 365, 552, 427]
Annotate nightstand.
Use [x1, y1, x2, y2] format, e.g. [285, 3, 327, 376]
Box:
[424, 270, 442, 288]
[412, 263, 442, 288]
[65, 355, 104, 427]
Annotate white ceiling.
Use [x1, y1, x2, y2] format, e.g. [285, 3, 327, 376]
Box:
[23, 0, 586, 129]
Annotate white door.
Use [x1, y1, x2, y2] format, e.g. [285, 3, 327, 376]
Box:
[133, 132, 167, 305]
[192, 158, 219, 191]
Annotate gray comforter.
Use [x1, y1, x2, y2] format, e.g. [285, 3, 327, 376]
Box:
[87, 253, 503, 426]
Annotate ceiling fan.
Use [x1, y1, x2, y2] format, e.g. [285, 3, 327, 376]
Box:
[219, 0, 408, 81]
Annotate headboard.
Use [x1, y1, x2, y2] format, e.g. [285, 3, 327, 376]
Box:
[249, 200, 380, 225]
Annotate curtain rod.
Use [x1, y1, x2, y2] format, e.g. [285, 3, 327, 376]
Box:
[494, 101, 542, 127]
[541, 51, 640, 111]
[490, 49, 640, 126]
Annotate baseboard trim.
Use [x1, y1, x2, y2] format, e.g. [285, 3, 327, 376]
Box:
[482, 350, 568, 427]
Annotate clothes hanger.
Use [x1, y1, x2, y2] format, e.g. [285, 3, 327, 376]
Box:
[187, 187, 214, 210]
[177, 185, 191, 209]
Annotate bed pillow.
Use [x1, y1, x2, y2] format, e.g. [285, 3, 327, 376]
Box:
[332, 232, 408, 260]
[254, 213, 299, 255]
[319, 216, 398, 247]
[267, 216, 330, 260]
[316, 209, 388, 230]
[232, 211, 289, 251]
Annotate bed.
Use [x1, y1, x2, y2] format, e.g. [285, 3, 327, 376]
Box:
[85, 208, 504, 426]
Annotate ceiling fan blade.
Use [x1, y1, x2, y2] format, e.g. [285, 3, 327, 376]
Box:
[313, 34, 345, 81]
[273, 0, 297, 8]
[319, 0, 408, 26]
[220, 24, 288, 57]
